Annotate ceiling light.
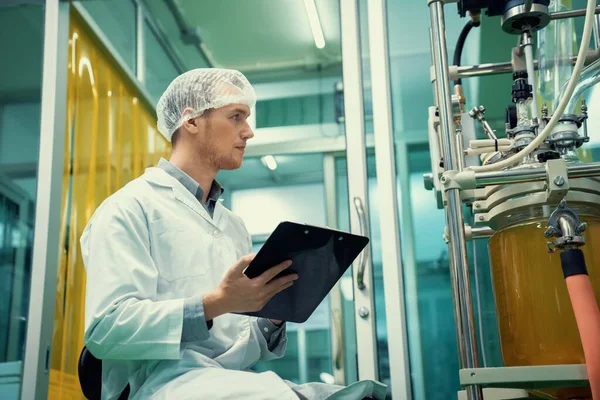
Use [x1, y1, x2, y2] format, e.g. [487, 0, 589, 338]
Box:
[303, 0, 326, 49]
[319, 372, 335, 385]
[261, 155, 278, 171]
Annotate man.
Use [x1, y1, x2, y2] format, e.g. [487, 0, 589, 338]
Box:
[82, 68, 386, 399]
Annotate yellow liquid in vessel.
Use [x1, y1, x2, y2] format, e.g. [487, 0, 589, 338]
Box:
[489, 217, 600, 398]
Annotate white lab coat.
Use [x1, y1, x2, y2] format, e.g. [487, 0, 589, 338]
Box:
[81, 167, 386, 400]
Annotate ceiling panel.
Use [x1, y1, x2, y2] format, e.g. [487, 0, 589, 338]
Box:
[145, 0, 341, 81]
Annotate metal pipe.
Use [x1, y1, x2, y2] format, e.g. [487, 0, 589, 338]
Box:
[593, 15, 600, 50]
[456, 128, 466, 171]
[549, 6, 600, 20]
[454, 53, 600, 79]
[523, 31, 539, 120]
[472, 226, 495, 239]
[524, 0, 533, 13]
[162, 0, 215, 67]
[474, 162, 600, 187]
[429, 2, 483, 399]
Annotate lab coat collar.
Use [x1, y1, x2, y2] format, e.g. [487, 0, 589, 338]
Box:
[143, 167, 223, 228]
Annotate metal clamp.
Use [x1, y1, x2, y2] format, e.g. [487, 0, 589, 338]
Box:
[545, 200, 588, 252]
[441, 169, 477, 192]
[545, 158, 569, 203]
[353, 197, 369, 290]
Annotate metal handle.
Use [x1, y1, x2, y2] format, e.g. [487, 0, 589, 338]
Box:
[332, 309, 343, 370]
[353, 197, 369, 290]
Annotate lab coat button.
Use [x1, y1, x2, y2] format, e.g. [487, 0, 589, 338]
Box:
[213, 229, 221, 238]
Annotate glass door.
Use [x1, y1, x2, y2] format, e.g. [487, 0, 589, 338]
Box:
[0, 2, 50, 399]
[340, 0, 413, 398]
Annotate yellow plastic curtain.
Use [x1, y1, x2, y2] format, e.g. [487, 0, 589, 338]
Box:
[49, 10, 169, 399]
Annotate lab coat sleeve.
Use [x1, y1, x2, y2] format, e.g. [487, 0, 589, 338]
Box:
[182, 296, 213, 343]
[256, 318, 286, 351]
[251, 317, 288, 361]
[82, 199, 185, 360]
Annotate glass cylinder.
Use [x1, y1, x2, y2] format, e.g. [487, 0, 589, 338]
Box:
[489, 215, 600, 399]
[537, 0, 574, 109]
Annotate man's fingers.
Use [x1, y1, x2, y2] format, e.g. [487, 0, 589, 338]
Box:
[272, 281, 294, 296]
[263, 280, 295, 302]
[257, 260, 293, 283]
[233, 253, 256, 273]
[265, 273, 299, 294]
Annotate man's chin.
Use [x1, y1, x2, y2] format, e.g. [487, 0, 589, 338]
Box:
[219, 159, 243, 171]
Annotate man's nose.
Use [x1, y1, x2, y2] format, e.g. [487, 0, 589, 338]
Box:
[242, 125, 254, 140]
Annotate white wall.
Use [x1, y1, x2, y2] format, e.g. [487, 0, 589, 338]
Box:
[231, 183, 327, 236]
[231, 183, 329, 331]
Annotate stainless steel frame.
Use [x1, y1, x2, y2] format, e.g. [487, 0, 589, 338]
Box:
[452, 54, 599, 80]
[428, 1, 483, 399]
[474, 162, 600, 187]
[367, 0, 412, 398]
[324, 154, 346, 386]
[19, 1, 69, 398]
[428, 2, 600, 398]
[340, 0, 379, 382]
[459, 364, 588, 388]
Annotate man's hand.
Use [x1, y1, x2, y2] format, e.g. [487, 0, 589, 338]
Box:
[203, 254, 298, 321]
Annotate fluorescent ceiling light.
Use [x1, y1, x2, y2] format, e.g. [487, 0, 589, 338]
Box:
[303, 0, 326, 49]
[261, 155, 278, 171]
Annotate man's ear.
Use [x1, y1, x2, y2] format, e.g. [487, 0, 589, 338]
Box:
[181, 108, 199, 135]
[182, 117, 199, 135]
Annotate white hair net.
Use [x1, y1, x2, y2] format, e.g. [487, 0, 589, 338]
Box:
[156, 68, 256, 142]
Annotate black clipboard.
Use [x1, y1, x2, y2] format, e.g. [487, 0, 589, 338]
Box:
[240, 221, 369, 323]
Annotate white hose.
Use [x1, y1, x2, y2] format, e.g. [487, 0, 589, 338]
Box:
[469, 139, 512, 149]
[467, 0, 597, 172]
[466, 146, 513, 156]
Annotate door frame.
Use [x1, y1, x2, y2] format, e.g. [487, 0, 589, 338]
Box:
[20, 1, 69, 399]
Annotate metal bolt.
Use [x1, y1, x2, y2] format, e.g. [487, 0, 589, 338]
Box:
[544, 226, 556, 238]
[578, 222, 588, 234]
[554, 176, 565, 187]
[478, 215, 485, 221]
[559, 199, 567, 208]
[474, 203, 481, 209]
[441, 176, 447, 184]
[358, 307, 370, 319]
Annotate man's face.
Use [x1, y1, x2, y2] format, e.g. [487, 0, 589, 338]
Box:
[195, 103, 254, 171]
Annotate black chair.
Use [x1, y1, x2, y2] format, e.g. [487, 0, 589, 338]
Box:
[78, 346, 130, 400]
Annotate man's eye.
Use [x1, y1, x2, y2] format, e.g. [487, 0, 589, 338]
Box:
[231, 114, 240, 121]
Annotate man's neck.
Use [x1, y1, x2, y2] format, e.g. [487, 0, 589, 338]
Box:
[169, 152, 217, 204]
